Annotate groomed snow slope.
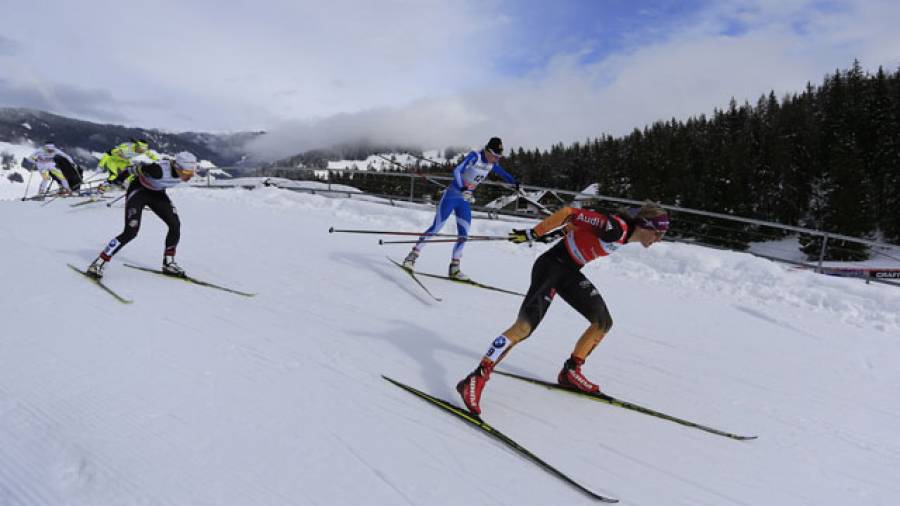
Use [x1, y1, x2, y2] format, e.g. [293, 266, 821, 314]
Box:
[1, 187, 898, 506]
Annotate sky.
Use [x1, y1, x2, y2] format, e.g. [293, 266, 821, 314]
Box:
[2, 0, 900, 158]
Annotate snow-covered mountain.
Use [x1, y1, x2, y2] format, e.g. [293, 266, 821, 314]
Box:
[0, 108, 259, 166]
[1, 186, 898, 505]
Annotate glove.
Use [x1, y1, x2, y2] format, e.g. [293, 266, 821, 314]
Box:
[462, 190, 475, 204]
[514, 182, 522, 193]
[534, 229, 561, 243]
[508, 228, 537, 244]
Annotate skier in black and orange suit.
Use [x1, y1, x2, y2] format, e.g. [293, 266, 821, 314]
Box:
[457, 200, 671, 415]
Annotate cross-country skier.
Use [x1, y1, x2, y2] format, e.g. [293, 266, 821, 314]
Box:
[97, 149, 133, 190]
[402, 137, 518, 280]
[27, 142, 79, 197]
[456, 200, 671, 415]
[85, 151, 199, 279]
[103, 139, 157, 184]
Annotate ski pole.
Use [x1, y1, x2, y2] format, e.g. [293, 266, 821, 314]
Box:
[41, 187, 71, 207]
[328, 227, 505, 240]
[21, 168, 35, 201]
[378, 237, 508, 245]
[106, 192, 126, 207]
[405, 152, 442, 166]
[375, 154, 447, 189]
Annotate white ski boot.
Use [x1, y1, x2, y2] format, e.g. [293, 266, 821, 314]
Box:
[86, 257, 107, 279]
[402, 249, 419, 270]
[162, 256, 186, 277]
[448, 259, 470, 281]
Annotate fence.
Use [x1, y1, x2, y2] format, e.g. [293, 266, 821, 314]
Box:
[203, 166, 900, 287]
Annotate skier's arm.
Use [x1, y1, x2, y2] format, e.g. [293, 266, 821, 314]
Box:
[597, 214, 627, 242]
[508, 207, 572, 244]
[453, 152, 477, 189]
[491, 164, 517, 185]
[533, 208, 574, 236]
[133, 162, 163, 179]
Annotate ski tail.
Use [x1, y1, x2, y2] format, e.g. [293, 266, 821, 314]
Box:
[386, 257, 442, 301]
[67, 263, 132, 304]
[122, 263, 256, 297]
[495, 370, 757, 441]
[382, 375, 618, 502]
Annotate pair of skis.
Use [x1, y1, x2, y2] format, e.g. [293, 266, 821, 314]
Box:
[387, 257, 524, 301]
[384, 373, 756, 503]
[68, 262, 256, 303]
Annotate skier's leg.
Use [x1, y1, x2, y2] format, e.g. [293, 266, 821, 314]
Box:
[147, 195, 181, 257]
[555, 272, 611, 392]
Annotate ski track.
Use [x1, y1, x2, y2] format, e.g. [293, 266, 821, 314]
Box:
[1, 186, 899, 505]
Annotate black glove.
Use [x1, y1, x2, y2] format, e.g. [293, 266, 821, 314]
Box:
[514, 182, 522, 193]
[534, 229, 562, 243]
[508, 228, 537, 244]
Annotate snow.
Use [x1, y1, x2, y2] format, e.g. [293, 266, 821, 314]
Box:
[1, 186, 899, 505]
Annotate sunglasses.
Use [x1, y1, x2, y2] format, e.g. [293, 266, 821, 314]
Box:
[487, 148, 503, 158]
[639, 216, 669, 235]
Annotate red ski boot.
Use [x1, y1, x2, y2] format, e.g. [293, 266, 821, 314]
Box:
[557, 355, 601, 393]
[456, 359, 494, 415]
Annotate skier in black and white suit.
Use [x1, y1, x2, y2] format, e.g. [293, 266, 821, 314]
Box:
[86, 151, 199, 279]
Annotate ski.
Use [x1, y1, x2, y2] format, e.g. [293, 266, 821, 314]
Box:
[70, 195, 112, 207]
[67, 263, 133, 304]
[382, 375, 618, 503]
[123, 264, 256, 297]
[387, 257, 442, 301]
[415, 271, 525, 297]
[495, 370, 757, 441]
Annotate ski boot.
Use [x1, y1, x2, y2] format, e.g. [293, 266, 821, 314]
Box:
[402, 249, 419, 270]
[448, 259, 470, 281]
[456, 358, 494, 415]
[86, 257, 107, 279]
[162, 256, 186, 277]
[557, 355, 601, 393]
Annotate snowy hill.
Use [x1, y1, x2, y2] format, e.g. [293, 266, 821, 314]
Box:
[1, 187, 899, 505]
[0, 107, 255, 166]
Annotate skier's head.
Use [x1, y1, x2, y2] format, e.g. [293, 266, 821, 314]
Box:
[484, 137, 503, 162]
[43, 141, 56, 151]
[132, 138, 149, 153]
[625, 201, 669, 247]
[174, 151, 198, 181]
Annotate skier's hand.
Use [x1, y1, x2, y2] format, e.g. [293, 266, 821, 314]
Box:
[462, 190, 475, 204]
[534, 230, 560, 243]
[508, 228, 536, 244]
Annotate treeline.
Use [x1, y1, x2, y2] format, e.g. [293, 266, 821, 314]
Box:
[497, 61, 899, 260]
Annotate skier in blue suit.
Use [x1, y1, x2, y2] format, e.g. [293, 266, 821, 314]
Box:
[403, 137, 517, 280]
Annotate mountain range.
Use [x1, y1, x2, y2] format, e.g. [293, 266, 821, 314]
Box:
[0, 107, 262, 166]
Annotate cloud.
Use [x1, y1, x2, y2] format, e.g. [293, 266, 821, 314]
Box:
[0, 78, 128, 123]
[251, 0, 900, 158]
[0, 35, 18, 56]
[3, 0, 900, 159]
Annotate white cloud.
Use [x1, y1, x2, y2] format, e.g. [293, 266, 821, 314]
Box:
[3, 0, 899, 159]
[252, 0, 900, 158]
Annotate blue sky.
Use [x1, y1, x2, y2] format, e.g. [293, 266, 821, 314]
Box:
[1, 0, 899, 157]
[494, 0, 709, 77]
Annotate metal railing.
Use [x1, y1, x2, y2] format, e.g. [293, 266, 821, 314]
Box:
[201, 166, 900, 287]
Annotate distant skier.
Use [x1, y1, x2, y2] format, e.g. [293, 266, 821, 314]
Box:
[456, 200, 671, 415]
[402, 137, 518, 280]
[85, 151, 199, 279]
[97, 149, 131, 189]
[101, 138, 158, 187]
[27, 142, 79, 197]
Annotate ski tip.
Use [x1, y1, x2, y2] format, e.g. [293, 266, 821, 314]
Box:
[328, 226, 334, 233]
[378, 239, 384, 245]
